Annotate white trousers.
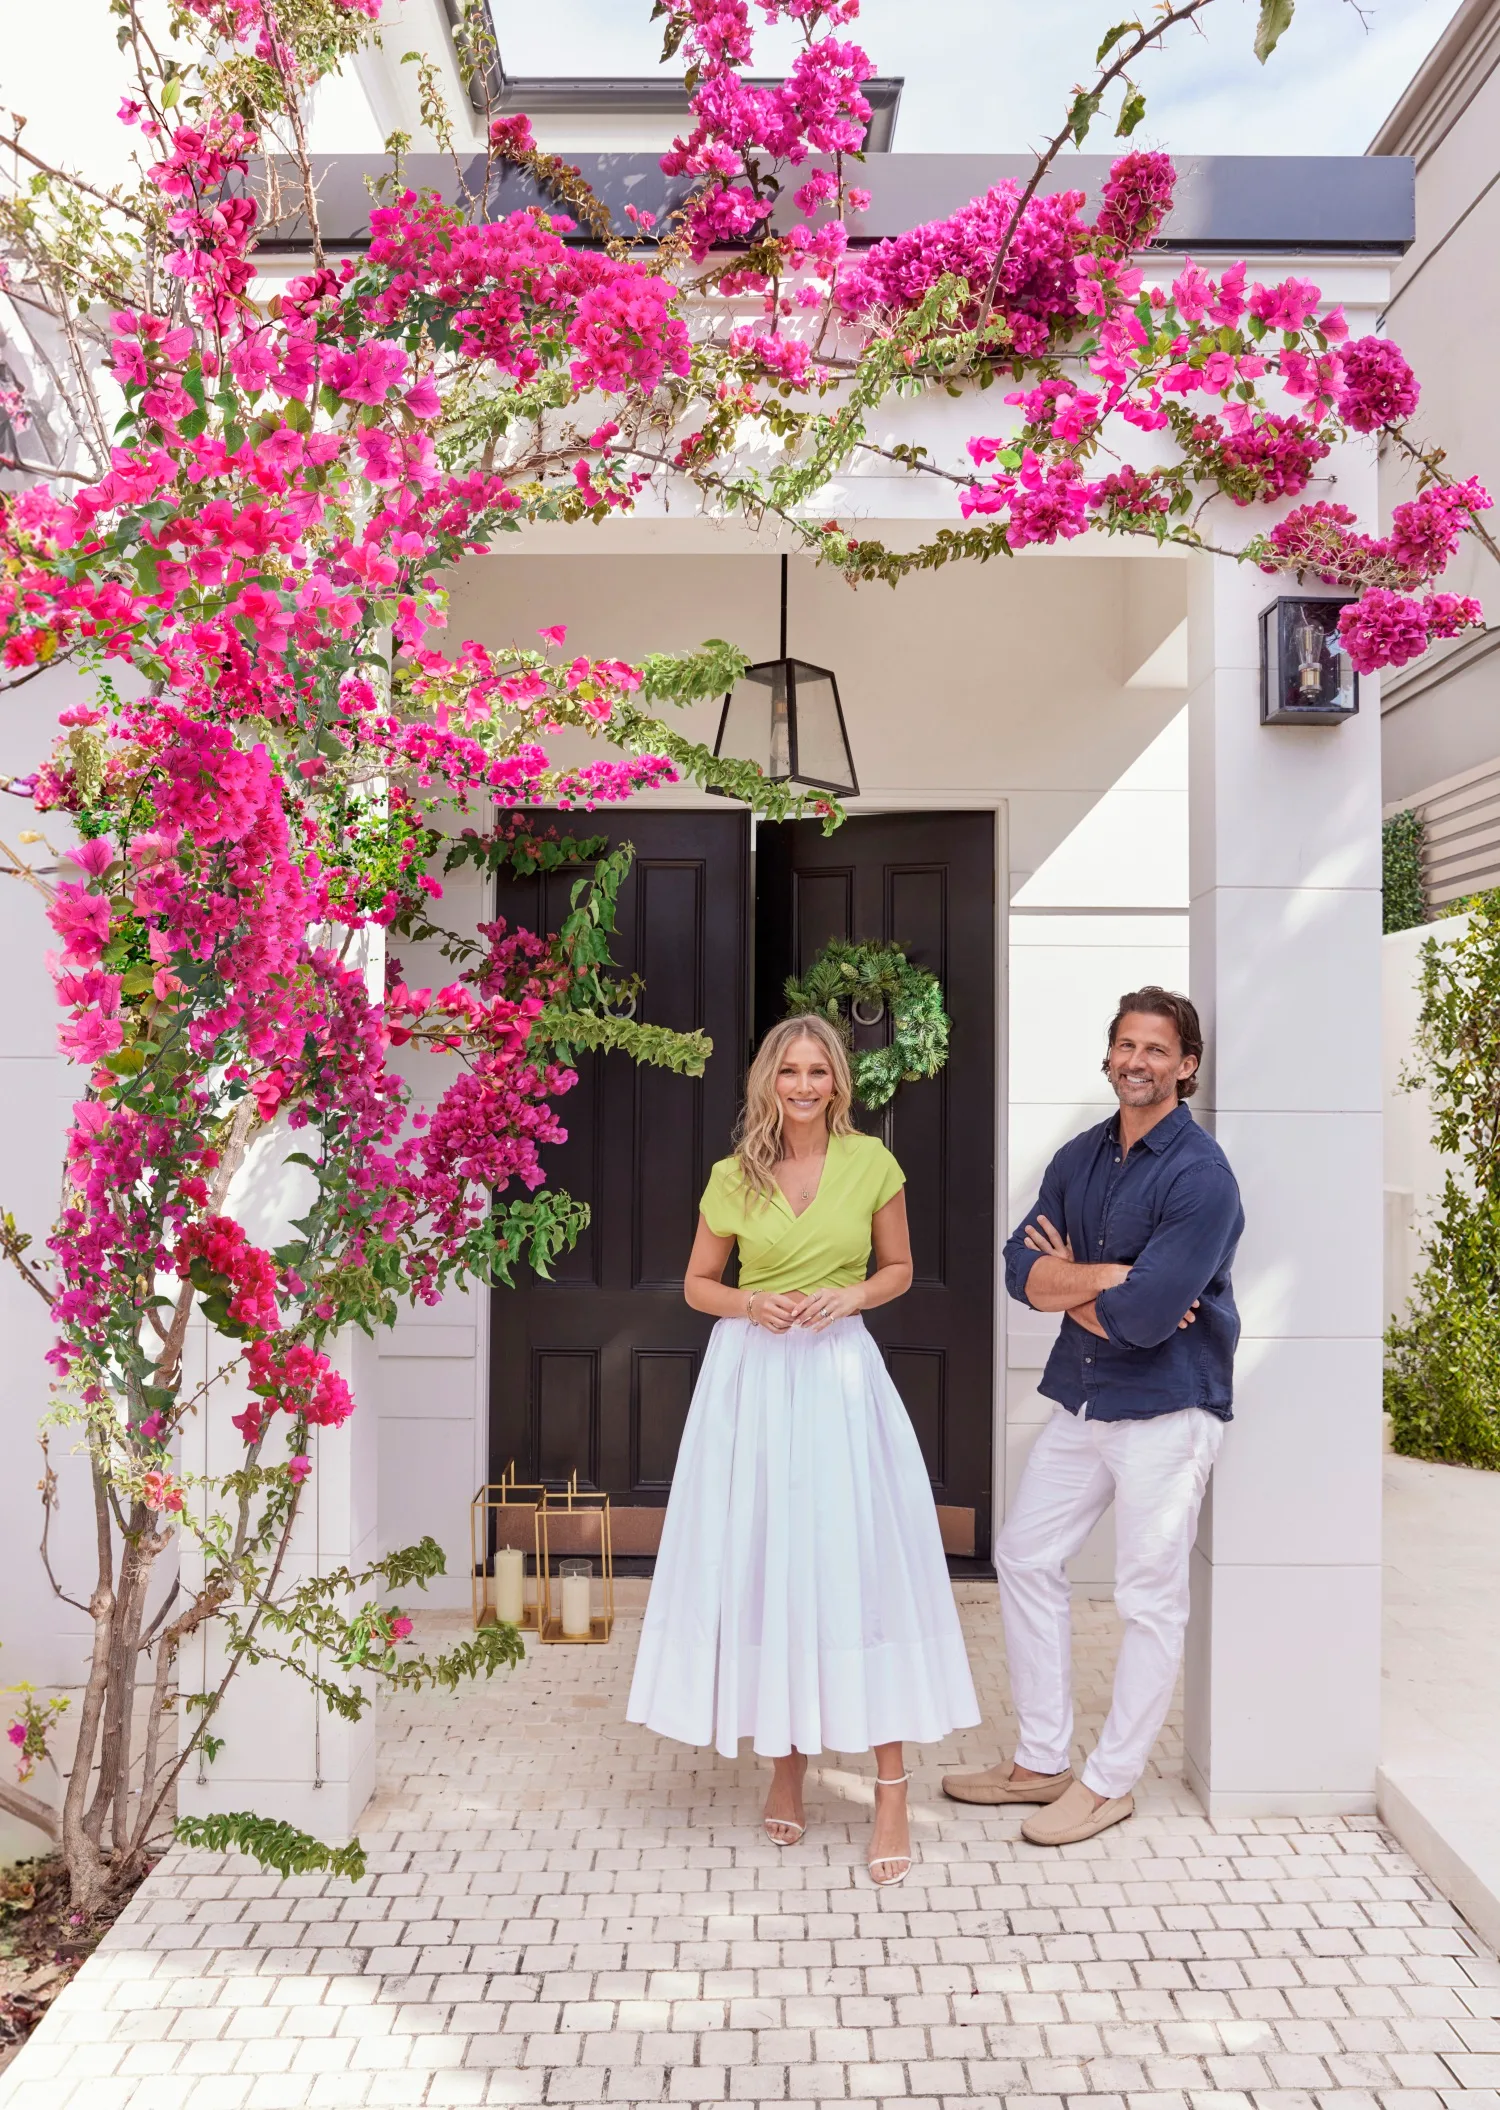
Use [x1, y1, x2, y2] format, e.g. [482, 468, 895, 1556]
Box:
[996, 1405, 1224, 1800]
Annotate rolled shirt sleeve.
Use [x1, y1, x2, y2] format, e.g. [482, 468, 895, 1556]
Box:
[1004, 1154, 1068, 1308]
[1093, 1164, 1244, 1351]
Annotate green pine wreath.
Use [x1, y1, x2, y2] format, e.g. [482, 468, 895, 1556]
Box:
[783, 938, 950, 1110]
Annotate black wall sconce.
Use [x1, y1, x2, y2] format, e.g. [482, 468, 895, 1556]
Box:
[712, 555, 859, 796]
[1260, 595, 1359, 726]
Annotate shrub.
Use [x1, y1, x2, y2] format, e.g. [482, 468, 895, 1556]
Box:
[1383, 809, 1427, 934]
[1385, 892, 1500, 1465]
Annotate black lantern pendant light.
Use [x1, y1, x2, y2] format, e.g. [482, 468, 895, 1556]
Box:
[1259, 594, 1360, 726]
[712, 555, 859, 796]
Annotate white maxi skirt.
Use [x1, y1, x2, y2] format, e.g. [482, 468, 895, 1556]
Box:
[626, 1316, 981, 1757]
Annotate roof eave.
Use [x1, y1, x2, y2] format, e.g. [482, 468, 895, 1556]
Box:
[247, 151, 1415, 258]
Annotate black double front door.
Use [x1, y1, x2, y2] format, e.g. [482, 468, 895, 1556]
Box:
[490, 808, 997, 1560]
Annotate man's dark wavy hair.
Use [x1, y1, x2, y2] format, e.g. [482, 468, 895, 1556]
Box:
[1102, 986, 1203, 1102]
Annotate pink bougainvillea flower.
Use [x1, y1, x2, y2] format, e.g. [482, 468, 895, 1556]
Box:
[67, 838, 115, 878]
[1337, 336, 1419, 432]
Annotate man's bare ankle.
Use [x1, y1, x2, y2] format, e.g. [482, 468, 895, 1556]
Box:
[1008, 1762, 1056, 1782]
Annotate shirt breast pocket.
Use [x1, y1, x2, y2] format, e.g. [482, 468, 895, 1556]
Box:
[1104, 1205, 1153, 1265]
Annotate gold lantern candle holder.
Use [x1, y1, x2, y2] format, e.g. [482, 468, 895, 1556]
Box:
[535, 1474, 614, 1644]
[470, 1463, 546, 1632]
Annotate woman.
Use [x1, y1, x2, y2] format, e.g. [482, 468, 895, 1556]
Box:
[626, 1013, 979, 1886]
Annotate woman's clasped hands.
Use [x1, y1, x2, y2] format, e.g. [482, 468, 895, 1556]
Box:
[747, 1285, 865, 1333]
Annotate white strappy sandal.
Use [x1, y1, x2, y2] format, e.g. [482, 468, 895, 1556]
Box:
[868, 1771, 913, 1888]
[763, 1757, 807, 1846]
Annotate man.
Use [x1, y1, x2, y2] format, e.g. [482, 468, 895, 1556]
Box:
[944, 987, 1243, 1846]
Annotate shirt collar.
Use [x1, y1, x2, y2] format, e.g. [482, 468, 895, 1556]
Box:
[1110, 1101, 1192, 1155]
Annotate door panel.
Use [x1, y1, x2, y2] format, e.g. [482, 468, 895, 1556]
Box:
[631, 1350, 696, 1491]
[756, 811, 997, 1559]
[490, 812, 749, 1506]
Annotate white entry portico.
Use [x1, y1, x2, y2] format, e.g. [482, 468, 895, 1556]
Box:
[0, 168, 1396, 1855]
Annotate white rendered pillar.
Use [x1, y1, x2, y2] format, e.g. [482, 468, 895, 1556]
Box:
[1183, 536, 1384, 1818]
[176, 1141, 379, 1844]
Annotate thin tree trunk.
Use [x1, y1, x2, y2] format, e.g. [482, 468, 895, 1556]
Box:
[60, 1578, 116, 1913]
[0, 1779, 60, 1840]
[109, 1535, 161, 1853]
[84, 1527, 144, 1849]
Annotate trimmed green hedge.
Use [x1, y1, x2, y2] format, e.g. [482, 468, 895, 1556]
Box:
[1382, 809, 1427, 934]
[1385, 891, 1500, 1468]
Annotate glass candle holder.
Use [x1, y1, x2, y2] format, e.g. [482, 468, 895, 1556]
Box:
[559, 1558, 592, 1639]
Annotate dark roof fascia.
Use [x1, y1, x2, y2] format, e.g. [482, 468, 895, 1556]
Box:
[252, 150, 1414, 257]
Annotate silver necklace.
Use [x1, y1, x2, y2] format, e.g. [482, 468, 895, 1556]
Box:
[780, 1151, 826, 1203]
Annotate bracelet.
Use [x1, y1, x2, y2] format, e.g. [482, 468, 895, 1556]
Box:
[746, 1292, 760, 1325]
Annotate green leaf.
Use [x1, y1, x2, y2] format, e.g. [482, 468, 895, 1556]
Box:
[174, 1811, 367, 1883]
[534, 1008, 712, 1077]
[1116, 83, 1147, 136]
[161, 77, 181, 109]
[1096, 18, 1142, 62]
[657, 6, 687, 62]
[1067, 88, 1103, 146]
[1254, 0, 1295, 62]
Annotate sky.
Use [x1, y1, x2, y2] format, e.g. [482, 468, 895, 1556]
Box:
[494, 0, 1464, 157]
[0, 0, 1465, 188]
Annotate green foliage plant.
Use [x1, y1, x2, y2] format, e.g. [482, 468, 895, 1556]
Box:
[1386, 891, 1500, 1466]
[1383, 810, 1427, 934]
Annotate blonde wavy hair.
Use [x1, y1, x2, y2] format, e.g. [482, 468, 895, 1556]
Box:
[732, 1013, 858, 1203]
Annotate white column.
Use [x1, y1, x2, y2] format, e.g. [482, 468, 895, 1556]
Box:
[1184, 538, 1384, 1819]
[176, 1141, 379, 1844]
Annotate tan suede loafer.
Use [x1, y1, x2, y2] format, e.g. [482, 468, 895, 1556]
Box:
[1019, 1779, 1134, 1846]
[940, 1763, 1074, 1807]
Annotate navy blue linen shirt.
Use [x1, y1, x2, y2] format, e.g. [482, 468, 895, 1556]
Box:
[1005, 1102, 1244, 1422]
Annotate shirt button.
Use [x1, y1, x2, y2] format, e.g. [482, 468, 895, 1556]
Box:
[1114, 1155, 1120, 1163]
[1097, 1237, 1104, 1247]
[1085, 1355, 1093, 1364]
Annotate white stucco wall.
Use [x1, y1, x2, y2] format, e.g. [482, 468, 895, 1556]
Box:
[1007, 710, 1189, 1588]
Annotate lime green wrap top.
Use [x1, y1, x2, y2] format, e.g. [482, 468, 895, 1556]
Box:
[698, 1131, 907, 1294]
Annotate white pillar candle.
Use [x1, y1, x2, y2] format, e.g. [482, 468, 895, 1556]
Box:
[560, 1570, 593, 1639]
[493, 1546, 525, 1627]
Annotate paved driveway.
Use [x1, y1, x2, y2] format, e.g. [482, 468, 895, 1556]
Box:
[3, 1576, 1495, 2109]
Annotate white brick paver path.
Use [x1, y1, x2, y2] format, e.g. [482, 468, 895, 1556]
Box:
[5, 1587, 1497, 2109]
